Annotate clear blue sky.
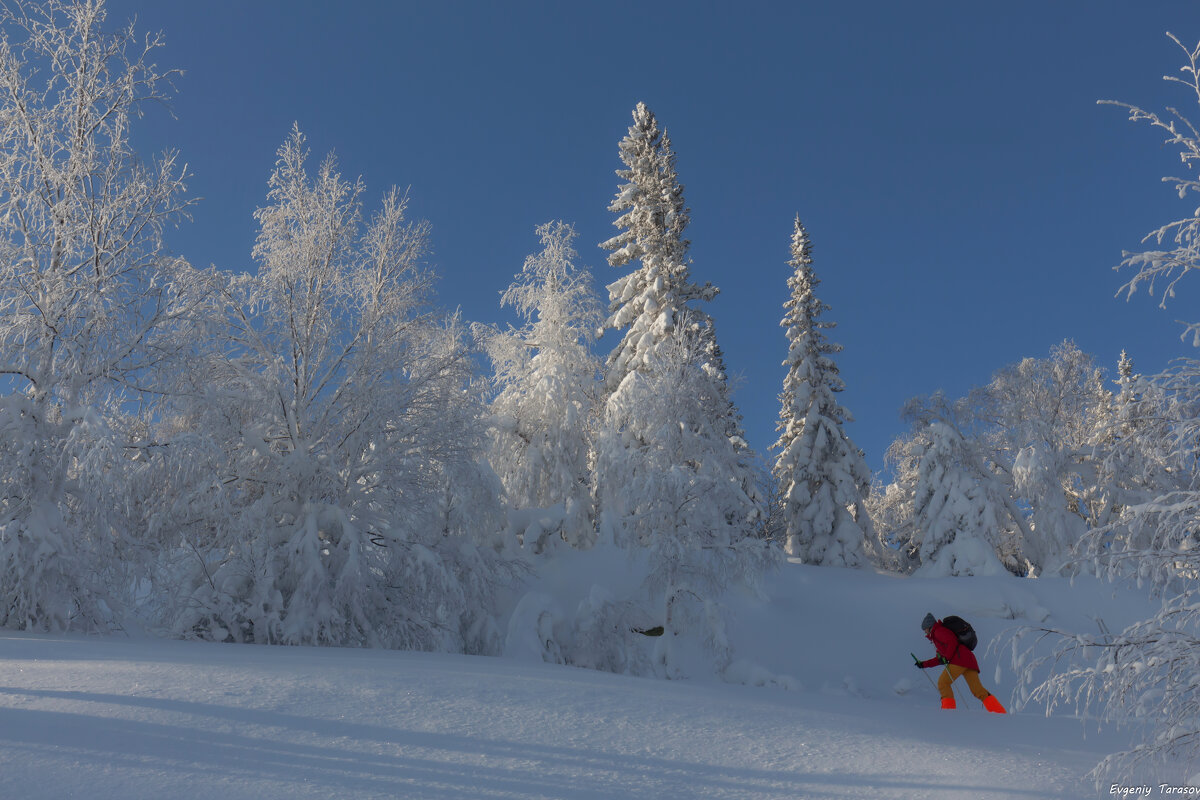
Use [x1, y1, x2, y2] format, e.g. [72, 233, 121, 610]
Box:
[106, 1, 1200, 473]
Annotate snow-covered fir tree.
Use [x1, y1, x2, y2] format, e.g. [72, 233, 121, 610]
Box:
[0, 0, 204, 632]
[596, 102, 760, 544]
[159, 127, 510, 652]
[600, 102, 701, 386]
[599, 103, 745, 448]
[771, 216, 874, 566]
[873, 415, 1024, 576]
[480, 221, 603, 551]
[597, 102, 758, 530]
[591, 102, 764, 676]
[1075, 352, 1139, 535]
[910, 422, 1009, 577]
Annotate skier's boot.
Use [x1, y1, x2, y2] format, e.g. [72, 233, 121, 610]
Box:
[982, 695, 1007, 714]
[940, 697, 956, 710]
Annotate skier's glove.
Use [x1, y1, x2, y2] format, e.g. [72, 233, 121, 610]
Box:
[914, 661, 925, 669]
[911, 653, 924, 668]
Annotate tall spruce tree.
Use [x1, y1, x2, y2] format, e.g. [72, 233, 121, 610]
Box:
[598, 105, 742, 439]
[771, 217, 873, 566]
[597, 102, 757, 541]
[600, 102, 713, 388]
[593, 102, 763, 676]
[599, 103, 751, 453]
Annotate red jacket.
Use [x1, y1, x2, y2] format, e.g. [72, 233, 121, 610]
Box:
[920, 620, 979, 672]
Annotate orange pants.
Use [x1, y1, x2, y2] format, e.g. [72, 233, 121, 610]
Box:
[938, 664, 991, 701]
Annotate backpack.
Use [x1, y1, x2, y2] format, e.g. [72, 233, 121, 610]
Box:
[941, 615, 978, 651]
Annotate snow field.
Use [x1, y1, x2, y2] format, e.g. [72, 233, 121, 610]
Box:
[0, 562, 1155, 799]
[0, 633, 1118, 800]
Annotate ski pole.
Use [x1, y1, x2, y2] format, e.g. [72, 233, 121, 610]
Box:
[912, 653, 938, 691]
[913, 653, 970, 709]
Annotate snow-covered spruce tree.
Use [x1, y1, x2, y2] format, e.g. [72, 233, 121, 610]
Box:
[479, 221, 603, 551]
[909, 422, 1008, 577]
[1014, 35, 1200, 784]
[597, 102, 758, 537]
[883, 392, 1027, 574]
[599, 102, 749, 454]
[600, 102, 698, 387]
[771, 216, 874, 566]
[165, 127, 510, 651]
[593, 102, 765, 677]
[0, 0, 202, 631]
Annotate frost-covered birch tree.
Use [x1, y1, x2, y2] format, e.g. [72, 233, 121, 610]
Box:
[992, 342, 1110, 573]
[480, 221, 603, 551]
[867, 435, 922, 573]
[1085, 352, 1188, 560]
[1015, 34, 1200, 784]
[0, 0, 201, 631]
[771, 216, 873, 567]
[879, 342, 1116, 576]
[165, 127, 508, 652]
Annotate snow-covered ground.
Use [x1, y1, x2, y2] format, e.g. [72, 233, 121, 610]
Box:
[0, 562, 1157, 800]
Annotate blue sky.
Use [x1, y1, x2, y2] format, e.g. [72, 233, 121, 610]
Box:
[106, 1, 1200, 473]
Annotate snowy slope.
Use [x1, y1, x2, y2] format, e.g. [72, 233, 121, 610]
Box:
[724, 560, 1154, 704]
[0, 563, 1151, 800]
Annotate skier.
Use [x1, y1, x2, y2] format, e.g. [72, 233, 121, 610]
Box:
[915, 612, 1006, 713]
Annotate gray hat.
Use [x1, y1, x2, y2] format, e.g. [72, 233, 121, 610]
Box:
[921, 612, 936, 631]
